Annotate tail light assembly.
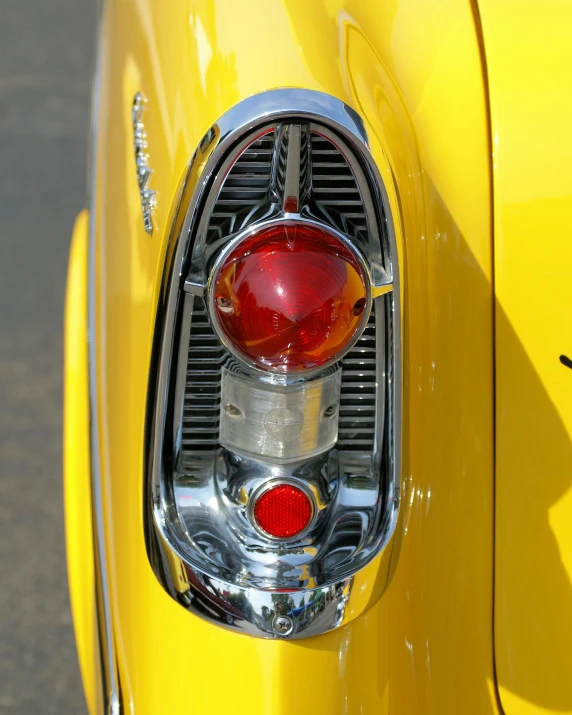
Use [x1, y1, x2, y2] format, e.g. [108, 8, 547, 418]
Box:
[147, 90, 401, 638]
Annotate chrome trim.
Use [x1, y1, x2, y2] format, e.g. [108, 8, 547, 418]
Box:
[87, 20, 122, 715]
[132, 92, 156, 235]
[170, 444, 341, 589]
[145, 89, 402, 639]
[154, 541, 353, 639]
[182, 279, 205, 296]
[283, 124, 301, 212]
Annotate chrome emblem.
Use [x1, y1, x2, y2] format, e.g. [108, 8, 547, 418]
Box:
[132, 92, 156, 235]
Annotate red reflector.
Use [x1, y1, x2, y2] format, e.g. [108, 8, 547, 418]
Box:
[253, 483, 313, 539]
[211, 222, 369, 373]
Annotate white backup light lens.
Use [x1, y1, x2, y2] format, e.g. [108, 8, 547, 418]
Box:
[219, 368, 342, 463]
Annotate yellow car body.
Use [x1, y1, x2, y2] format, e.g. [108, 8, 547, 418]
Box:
[63, 0, 572, 713]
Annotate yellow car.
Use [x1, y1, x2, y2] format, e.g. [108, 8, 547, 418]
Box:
[64, 0, 572, 713]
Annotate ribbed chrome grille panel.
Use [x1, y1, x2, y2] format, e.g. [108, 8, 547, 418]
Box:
[180, 297, 224, 475]
[206, 132, 275, 244]
[309, 133, 368, 246]
[338, 307, 376, 451]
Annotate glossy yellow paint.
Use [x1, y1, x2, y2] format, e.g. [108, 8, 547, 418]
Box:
[477, 1, 572, 713]
[64, 210, 103, 715]
[68, 0, 497, 712]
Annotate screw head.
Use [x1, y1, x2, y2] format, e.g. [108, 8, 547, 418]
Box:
[216, 295, 233, 314]
[273, 615, 294, 637]
[323, 404, 337, 419]
[223, 403, 242, 419]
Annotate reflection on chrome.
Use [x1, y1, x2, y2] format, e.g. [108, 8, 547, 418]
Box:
[173, 559, 352, 638]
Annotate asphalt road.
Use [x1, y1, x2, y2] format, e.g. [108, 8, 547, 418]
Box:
[0, 1, 96, 712]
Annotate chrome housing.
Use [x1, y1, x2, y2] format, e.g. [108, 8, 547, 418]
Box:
[146, 89, 401, 639]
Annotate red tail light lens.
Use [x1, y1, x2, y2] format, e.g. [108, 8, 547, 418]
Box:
[253, 483, 314, 539]
[210, 222, 369, 373]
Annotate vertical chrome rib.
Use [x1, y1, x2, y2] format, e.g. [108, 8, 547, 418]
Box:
[87, 14, 122, 712]
[283, 124, 301, 212]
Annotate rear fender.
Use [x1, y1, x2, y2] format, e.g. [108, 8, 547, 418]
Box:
[64, 209, 103, 715]
[77, 0, 498, 712]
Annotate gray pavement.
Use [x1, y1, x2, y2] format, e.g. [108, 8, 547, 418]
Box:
[0, 1, 96, 712]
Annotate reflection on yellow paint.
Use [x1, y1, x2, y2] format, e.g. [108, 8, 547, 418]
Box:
[550, 488, 572, 584]
[68, 1, 501, 713]
[479, 0, 572, 712]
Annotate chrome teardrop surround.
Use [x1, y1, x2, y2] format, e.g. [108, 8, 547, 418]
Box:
[145, 89, 401, 639]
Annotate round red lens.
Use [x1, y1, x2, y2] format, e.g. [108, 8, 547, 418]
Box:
[211, 222, 369, 372]
[253, 483, 313, 539]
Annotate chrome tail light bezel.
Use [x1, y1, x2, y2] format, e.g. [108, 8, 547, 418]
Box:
[145, 89, 402, 639]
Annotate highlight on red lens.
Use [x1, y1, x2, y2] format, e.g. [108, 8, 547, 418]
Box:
[253, 483, 313, 539]
[210, 222, 369, 372]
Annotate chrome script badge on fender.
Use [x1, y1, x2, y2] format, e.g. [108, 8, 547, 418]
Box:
[132, 92, 156, 235]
